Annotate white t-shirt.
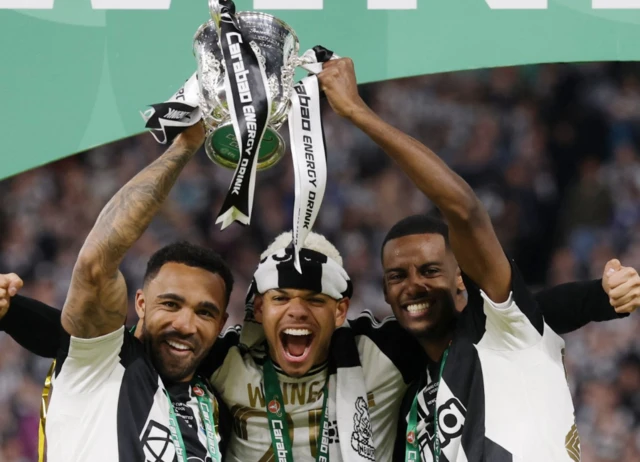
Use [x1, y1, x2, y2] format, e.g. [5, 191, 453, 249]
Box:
[395, 263, 580, 462]
[46, 326, 222, 462]
[199, 312, 425, 461]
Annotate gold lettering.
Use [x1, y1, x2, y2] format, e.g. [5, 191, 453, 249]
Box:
[248, 384, 265, 408]
[291, 383, 307, 405]
[231, 405, 295, 462]
[308, 408, 322, 458]
[307, 381, 323, 403]
[230, 405, 265, 440]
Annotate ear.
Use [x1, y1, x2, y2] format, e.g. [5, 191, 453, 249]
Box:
[334, 297, 350, 328]
[135, 289, 146, 320]
[216, 312, 229, 337]
[253, 295, 264, 323]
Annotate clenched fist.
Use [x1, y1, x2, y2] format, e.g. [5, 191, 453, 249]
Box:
[317, 58, 369, 120]
[0, 273, 23, 319]
[602, 259, 640, 314]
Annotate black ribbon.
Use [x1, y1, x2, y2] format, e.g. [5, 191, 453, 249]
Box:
[215, 0, 270, 225]
[312, 45, 334, 63]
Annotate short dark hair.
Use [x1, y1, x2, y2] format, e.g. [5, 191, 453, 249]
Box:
[381, 214, 450, 261]
[143, 241, 234, 305]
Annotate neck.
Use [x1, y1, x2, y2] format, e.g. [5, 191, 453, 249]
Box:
[163, 374, 195, 385]
[418, 330, 454, 362]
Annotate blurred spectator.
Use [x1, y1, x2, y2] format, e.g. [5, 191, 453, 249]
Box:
[1, 61, 639, 460]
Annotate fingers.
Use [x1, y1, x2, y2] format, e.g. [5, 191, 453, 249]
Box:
[607, 266, 639, 291]
[608, 275, 640, 311]
[611, 298, 640, 314]
[0, 273, 23, 297]
[603, 258, 622, 279]
[317, 66, 340, 88]
[612, 299, 638, 314]
[0, 274, 23, 319]
[321, 57, 353, 70]
[318, 57, 355, 83]
[9, 275, 23, 297]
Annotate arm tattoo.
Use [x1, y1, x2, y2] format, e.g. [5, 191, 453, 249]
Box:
[63, 140, 198, 338]
[85, 142, 196, 275]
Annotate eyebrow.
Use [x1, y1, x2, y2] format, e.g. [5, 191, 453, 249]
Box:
[270, 289, 324, 297]
[384, 261, 442, 274]
[157, 293, 221, 317]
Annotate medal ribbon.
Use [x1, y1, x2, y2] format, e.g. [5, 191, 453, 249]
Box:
[263, 359, 330, 462]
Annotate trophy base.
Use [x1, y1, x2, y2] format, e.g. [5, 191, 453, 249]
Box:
[205, 123, 285, 171]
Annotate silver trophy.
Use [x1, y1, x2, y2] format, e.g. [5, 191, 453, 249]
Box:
[193, 8, 304, 171]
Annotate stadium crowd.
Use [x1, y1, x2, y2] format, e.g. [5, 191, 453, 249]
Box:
[0, 61, 639, 461]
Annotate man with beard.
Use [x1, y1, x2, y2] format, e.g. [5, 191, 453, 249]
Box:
[318, 57, 638, 461]
[382, 215, 638, 461]
[1, 229, 637, 462]
[19, 122, 234, 462]
[2, 59, 639, 461]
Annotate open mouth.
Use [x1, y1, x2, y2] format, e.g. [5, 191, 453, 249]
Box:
[403, 300, 431, 316]
[279, 328, 314, 363]
[165, 339, 193, 355]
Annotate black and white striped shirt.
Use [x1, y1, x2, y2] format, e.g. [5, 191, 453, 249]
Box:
[45, 327, 226, 462]
[394, 262, 581, 461]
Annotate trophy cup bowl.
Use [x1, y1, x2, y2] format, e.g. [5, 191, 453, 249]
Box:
[193, 12, 301, 171]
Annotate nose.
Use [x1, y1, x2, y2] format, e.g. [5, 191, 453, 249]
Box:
[285, 297, 310, 322]
[171, 307, 198, 336]
[405, 268, 428, 297]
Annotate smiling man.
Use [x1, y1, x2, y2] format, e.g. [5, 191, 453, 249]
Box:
[317, 57, 639, 461]
[381, 215, 638, 461]
[41, 123, 233, 462]
[3, 58, 640, 462]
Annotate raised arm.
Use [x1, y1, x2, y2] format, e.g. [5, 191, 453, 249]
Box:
[0, 273, 61, 357]
[62, 123, 205, 338]
[536, 259, 636, 335]
[319, 59, 511, 302]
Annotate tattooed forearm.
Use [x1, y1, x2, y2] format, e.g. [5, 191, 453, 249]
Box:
[61, 126, 204, 338]
[82, 140, 197, 277]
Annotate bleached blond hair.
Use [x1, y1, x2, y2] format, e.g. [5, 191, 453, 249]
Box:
[260, 231, 343, 267]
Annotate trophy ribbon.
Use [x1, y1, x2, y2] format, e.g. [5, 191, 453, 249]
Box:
[288, 46, 336, 272]
[139, 0, 338, 273]
[140, 72, 202, 145]
[211, 0, 272, 228]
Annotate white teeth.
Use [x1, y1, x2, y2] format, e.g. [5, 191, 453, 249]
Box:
[283, 328, 312, 336]
[406, 302, 429, 314]
[167, 340, 190, 351]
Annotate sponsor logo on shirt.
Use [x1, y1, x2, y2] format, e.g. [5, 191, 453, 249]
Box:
[141, 420, 176, 462]
[193, 386, 205, 397]
[268, 399, 282, 417]
[350, 397, 375, 461]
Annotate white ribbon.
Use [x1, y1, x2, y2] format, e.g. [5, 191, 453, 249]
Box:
[288, 74, 328, 273]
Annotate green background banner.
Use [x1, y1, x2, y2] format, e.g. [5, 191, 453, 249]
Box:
[2, 0, 640, 180]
